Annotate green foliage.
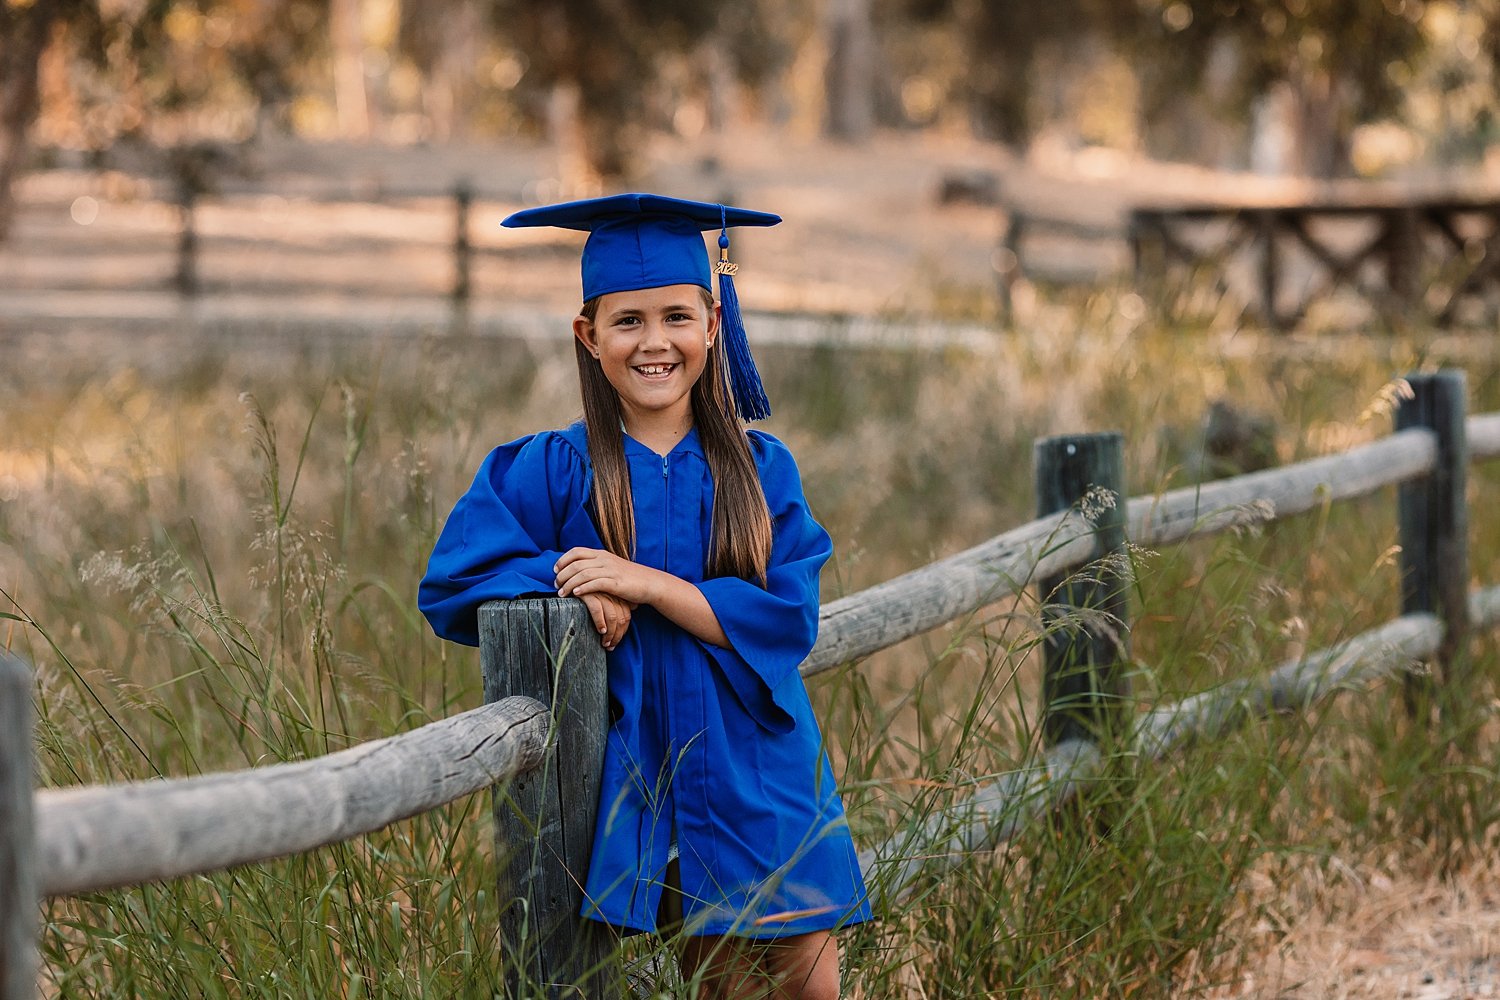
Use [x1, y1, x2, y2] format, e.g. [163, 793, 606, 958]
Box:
[898, 0, 1096, 144]
[9, 0, 1500, 202]
[1098, 0, 1430, 174]
[490, 0, 769, 176]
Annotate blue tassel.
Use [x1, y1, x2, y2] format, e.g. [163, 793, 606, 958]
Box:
[715, 230, 771, 421]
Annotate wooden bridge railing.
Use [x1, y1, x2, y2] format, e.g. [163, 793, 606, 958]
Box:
[3, 371, 1500, 997]
[1130, 196, 1500, 329]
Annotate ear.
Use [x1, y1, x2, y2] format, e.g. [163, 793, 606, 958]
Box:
[573, 314, 599, 356]
[706, 301, 722, 348]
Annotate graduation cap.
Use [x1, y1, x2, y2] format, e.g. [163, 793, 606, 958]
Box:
[503, 193, 780, 422]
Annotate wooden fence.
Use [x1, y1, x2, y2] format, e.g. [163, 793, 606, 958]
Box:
[3, 370, 1499, 997]
[996, 211, 1121, 318]
[1130, 197, 1500, 329]
[169, 181, 508, 304]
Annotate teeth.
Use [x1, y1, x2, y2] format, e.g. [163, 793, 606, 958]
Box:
[636, 364, 674, 375]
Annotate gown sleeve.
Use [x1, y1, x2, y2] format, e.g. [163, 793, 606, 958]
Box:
[419, 432, 588, 647]
[695, 432, 833, 735]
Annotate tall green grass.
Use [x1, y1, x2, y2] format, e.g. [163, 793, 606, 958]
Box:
[2, 298, 1498, 997]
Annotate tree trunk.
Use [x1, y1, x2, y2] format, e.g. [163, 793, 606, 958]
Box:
[1249, 82, 1297, 176]
[0, 0, 59, 244]
[329, 0, 370, 138]
[702, 38, 734, 135]
[1293, 70, 1350, 179]
[1251, 73, 1351, 178]
[823, 0, 875, 141]
[423, 0, 482, 141]
[547, 80, 592, 189]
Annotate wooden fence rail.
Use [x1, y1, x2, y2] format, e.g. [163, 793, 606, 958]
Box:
[36, 696, 550, 896]
[165, 182, 496, 302]
[1472, 411, 1500, 455]
[3, 372, 1498, 999]
[806, 418, 1463, 677]
[861, 591, 1500, 903]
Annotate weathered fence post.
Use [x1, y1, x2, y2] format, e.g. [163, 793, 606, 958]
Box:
[453, 181, 473, 306]
[997, 212, 1025, 319]
[173, 182, 198, 297]
[1254, 210, 1283, 331]
[479, 598, 614, 998]
[1385, 207, 1422, 310]
[1395, 370, 1471, 723]
[1035, 433, 1131, 745]
[1, 652, 37, 1000]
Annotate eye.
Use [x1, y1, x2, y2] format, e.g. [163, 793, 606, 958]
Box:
[667, 311, 693, 323]
[613, 315, 641, 328]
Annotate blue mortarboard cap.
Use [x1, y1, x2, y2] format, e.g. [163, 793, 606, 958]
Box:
[502, 193, 780, 421]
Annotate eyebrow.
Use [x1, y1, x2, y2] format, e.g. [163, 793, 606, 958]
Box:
[605, 301, 701, 320]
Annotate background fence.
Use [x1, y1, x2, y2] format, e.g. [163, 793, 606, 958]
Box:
[3, 370, 1498, 997]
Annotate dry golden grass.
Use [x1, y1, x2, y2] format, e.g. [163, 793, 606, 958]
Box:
[4, 300, 1500, 997]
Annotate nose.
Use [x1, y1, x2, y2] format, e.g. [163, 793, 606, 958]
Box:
[640, 317, 670, 351]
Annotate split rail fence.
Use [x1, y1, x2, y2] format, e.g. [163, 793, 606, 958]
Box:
[3, 371, 1500, 998]
[167, 181, 561, 305]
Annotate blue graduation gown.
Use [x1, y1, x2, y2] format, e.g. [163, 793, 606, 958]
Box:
[419, 423, 872, 937]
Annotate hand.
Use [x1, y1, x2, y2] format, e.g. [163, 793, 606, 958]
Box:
[578, 592, 633, 651]
[555, 547, 730, 649]
[554, 547, 661, 606]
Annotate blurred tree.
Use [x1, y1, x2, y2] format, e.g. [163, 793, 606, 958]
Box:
[0, 0, 69, 240]
[899, 0, 1093, 146]
[492, 0, 764, 180]
[329, 0, 368, 137]
[1097, 0, 1430, 177]
[398, 0, 484, 140]
[825, 0, 876, 140]
[228, 0, 329, 137]
[0, 0, 334, 243]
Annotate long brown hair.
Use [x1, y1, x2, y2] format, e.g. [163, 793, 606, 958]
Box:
[576, 289, 773, 583]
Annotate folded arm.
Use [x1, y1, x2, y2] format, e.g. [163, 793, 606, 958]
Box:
[554, 547, 729, 648]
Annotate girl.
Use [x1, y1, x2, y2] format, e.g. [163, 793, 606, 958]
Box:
[419, 194, 871, 999]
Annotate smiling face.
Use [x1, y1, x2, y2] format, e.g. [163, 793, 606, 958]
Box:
[573, 283, 720, 437]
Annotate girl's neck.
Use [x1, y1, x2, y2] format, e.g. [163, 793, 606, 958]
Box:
[621, 404, 694, 457]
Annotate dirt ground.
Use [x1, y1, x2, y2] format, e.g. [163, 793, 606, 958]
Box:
[1204, 855, 1500, 999]
[4, 126, 1499, 998]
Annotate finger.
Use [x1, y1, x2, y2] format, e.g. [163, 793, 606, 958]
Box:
[556, 562, 601, 594]
[556, 557, 610, 590]
[555, 558, 587, 587]
[554, 547, 604, 573]
[596, 599, 616, 648]
[571, 577, 622, 598]
[609, 607, 631, 649]
[581, 595, 609, 636]
[588, 598, 609, 637]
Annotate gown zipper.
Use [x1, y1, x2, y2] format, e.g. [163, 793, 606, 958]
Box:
[659, 448, 678, 874]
